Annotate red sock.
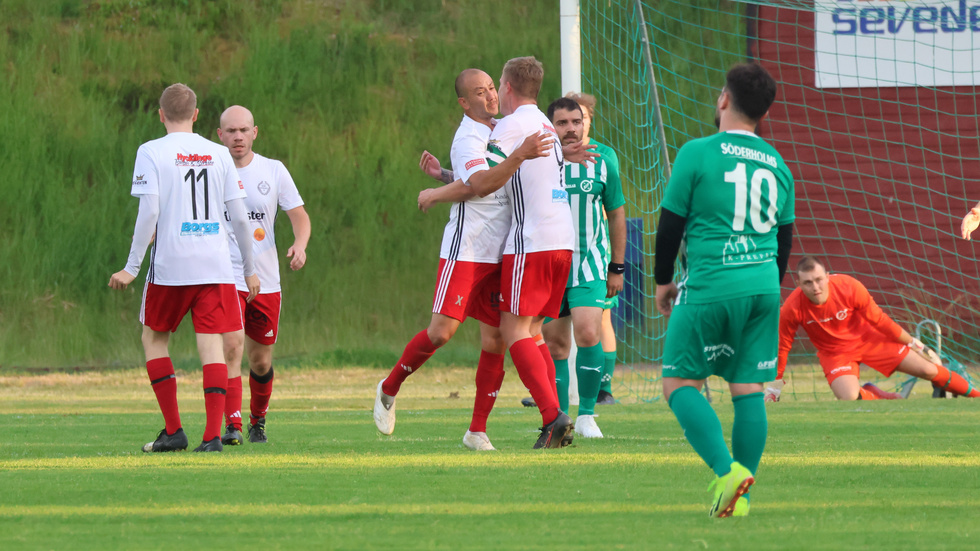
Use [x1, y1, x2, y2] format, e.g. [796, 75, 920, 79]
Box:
[932, 365, 980, 397]
[535, 336, 558, 399]
[202, 363, 228, 442]
[225, 376, 243, 430]
[249, 367, 274, 421]
[470, 351, 505, 433]
[382, 330, 440, 396]
[146, 357, 181, 434]
[510, 338, 560, 425]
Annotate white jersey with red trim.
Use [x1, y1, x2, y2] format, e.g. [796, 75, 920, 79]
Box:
[226, 153, 305, 294]
[130, 132, 245, 286]
[486, 104, 573, 254]
[438, 115, 511, 263]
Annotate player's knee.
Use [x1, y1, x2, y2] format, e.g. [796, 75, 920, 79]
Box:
[573, 326, 601, 348]
[834, 388, 860, 401]
[427, 328, 455, 348]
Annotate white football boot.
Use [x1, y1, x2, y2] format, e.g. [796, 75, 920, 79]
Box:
[574, 414, 604, 438]
[462, 430, 496, 451]
[373, 380, 396, 435]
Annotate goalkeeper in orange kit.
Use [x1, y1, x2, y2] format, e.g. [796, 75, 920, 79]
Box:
[774, 256, 979, 401]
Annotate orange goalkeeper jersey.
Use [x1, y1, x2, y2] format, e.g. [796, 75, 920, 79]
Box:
[777, 274, 904, 378]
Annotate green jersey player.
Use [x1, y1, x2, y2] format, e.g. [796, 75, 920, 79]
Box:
[542, 97, 626, 438]
[654, 63, 795, 518]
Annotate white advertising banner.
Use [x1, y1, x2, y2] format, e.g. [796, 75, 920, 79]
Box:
[814, 1, 980, 88]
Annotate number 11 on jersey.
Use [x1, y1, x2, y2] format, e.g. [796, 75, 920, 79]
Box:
[185, 168, 210, 220]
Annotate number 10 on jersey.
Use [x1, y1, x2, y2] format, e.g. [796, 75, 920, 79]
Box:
[725, 162, 778, 233]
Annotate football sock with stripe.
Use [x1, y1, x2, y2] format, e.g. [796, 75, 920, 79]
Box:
[731, 392, 767, 502]
[669, 386, 734, 478]
[575, 343, 605, 416]
[225, 376, 243, 431]
[554, 358, 570, 413]
[382, 330, 439, 396]
[146, 357, 181, 435]
[470, 351, 505, 433]
[535, 335, 559, 398]
[599, 350, 617, 394]
[202, 363, 228, 442]
[510, 337, 561, 425]
[249, 367, 274, 421]
[931, 365, 980, 397]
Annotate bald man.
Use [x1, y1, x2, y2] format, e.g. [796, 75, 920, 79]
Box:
[217, 105, 311, 446]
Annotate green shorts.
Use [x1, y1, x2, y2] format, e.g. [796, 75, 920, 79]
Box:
[661, 294, 779, 384]
[547, 279, 608, 320]
[605, 294, 619, 310]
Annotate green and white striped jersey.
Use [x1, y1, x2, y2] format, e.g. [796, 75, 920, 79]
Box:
[565, 141, 626, 286]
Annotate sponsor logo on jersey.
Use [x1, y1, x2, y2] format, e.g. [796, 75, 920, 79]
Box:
[579, 179, 594, 193]
[254, 228, 266, 241]
[133, 174, 147, 186]
[181, 222, 221, 236]
[836, 309, 849, 320]
[704, 344, 735, 362]
[552, 189, 569, 203]
[247, 211, 266, 220]
[720, 143, 777, 168]
[465, 158, 486, 170]
[542, 122, 557, 135]
[258, 181, 271, 195]
[723, 235, 770, 265]
[175, 153, 215, 166]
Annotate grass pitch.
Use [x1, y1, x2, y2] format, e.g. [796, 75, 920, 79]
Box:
[1, 367, 978, 550]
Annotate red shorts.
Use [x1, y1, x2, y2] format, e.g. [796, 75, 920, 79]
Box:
[237, 291, 282, 346]
[502, 250, 572, 318]
[818, 339, 910, 385]
[141, 282, 242, 334]
[432, 259, 502, 327]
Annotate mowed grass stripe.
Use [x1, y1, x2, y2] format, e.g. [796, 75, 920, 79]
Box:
[2, 451, 978, 471]
[4, 499, 979, 519]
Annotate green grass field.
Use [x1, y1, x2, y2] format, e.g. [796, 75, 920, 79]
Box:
[2, 367, 979, 550]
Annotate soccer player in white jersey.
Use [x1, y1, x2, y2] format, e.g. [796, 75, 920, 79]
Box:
[542, 97, 626, 439]
[472, 56, 576, 449]
[108, 83, 260, 453]
[373, 68, 551, 450]
[215, 105, 311, 446]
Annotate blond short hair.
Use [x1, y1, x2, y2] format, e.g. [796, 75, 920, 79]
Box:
[502, 56, 543, 100]
[159, 83, 197, 122]
[565, 92, 596, 119]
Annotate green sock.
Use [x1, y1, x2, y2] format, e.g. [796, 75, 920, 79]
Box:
[732, 392, 767, 476]
[600, 350, 616, 394]
[669, 386, 734, 478]
[576, 343, 605, 415]
[555, 358, 569, 413]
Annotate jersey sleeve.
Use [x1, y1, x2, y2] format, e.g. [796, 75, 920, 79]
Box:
[275, 161, 305, 211]
[849, 276, 904, 341]
[660, 141, 700, 217]
[486, 117, 525, 166]
[778, 165, 796, 226]
[221, 151, 246, 203]
[600, 149, 626, 211]
[131, 145, 159, 197]
[777, 295, 801, 380]
[452, 131, 490, 185]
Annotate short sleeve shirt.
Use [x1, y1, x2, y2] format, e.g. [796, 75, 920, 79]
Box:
[131, 132, 245, 285]
[440, 115, 511, 263]
[661, 130, 795, 303]
[486, 104, 574, 255]
[565, 141, 626, 285]
[226, 153, 305, 293]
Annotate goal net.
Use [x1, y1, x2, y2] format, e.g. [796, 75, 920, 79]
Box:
[579, 0, 980, 401]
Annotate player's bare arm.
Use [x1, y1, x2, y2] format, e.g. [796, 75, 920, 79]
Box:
[419, 150, 454, 185]
[468, 131, 553, 197]
[285, 205, 310, 271]
[562, 140, 599, 165]
[606, 205, 627, 298]
[961, 205, 980, 240]
[418, 180, 477, 212]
